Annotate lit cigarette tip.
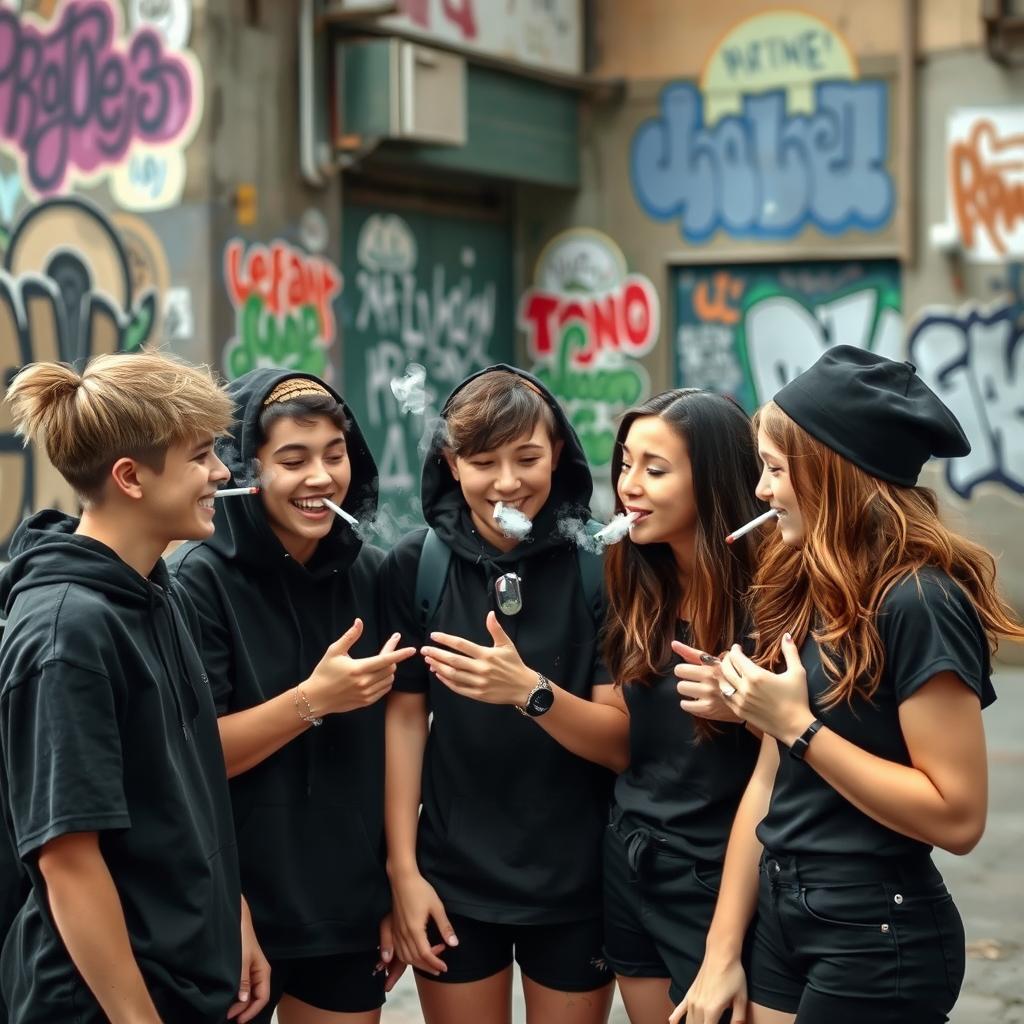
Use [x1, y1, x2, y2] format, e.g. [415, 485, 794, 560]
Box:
[213, 486, 260, 498]
[322, 497, 359, 526]
[725, 508, 779, 544]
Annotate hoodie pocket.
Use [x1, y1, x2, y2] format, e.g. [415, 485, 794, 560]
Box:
[236, 800, 386, 936]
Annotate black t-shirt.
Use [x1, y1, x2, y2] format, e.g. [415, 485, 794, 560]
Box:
[0, 521, 240, 1023]
[615, 625, 759, 860]
[757, 568, 996, 858]
[381, 528, 613, 926]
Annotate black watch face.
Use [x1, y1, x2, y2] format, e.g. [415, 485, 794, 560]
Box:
[528, 687, 555, 715]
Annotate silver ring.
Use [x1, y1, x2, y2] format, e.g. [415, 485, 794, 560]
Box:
[720, 683, 737, 698]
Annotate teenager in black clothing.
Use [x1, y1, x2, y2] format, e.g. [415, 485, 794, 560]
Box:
[383, 367, 624, 1024]
[674, 347, 1024, 1024]
[600, 390, 762, 1023]
[0, 353, 269, 1023]
[171, 371, 415, 1024]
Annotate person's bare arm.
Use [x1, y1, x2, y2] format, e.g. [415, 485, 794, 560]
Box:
[220, 622, 414, 778]
[384, 691, 455, 975]
[670, 733, 778, 1024]
[38, 832, 162, 1024]
[723, 637, 990, 855]
[531, 683, 629, 773]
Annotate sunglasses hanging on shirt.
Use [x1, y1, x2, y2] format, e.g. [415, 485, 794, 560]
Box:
[495, 573, 523, 616]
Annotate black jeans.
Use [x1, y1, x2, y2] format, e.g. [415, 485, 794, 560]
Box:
[748, 850, 965, 1023]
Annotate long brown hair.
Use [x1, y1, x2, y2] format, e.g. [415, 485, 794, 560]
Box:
[603, 390, 764, 706]
[752, 401, 1024, 707]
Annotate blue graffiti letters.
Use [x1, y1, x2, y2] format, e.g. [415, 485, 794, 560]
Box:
[630, 81, 894, 242]
[909, 304, 1024, 499]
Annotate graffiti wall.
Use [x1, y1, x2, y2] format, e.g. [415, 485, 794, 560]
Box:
[908, 302, 1024, 501]
[520, 229, 659, 514]
[629, 10, 897, 250]
[0, 196, 164, 550]
[674, 260, 903, 411]
[0, 0, 202, 209]
[222, 237, 343, 382]
[0, 0, 204, 558]
[341, 204, 513, 510]
[942, 109, 1024, 262]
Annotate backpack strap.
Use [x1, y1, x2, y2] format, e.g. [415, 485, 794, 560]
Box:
[414, 528, 452, 634]
[576, 519, 605, 631]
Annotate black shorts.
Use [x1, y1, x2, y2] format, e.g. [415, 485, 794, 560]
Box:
[748, 851, 966, 1023]
[414, 912, 613, 991]
[602, 810, 723, 1005]
[249, 948, 386, 1021]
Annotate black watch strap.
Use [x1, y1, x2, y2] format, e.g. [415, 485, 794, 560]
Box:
[789, 719, 824, 761]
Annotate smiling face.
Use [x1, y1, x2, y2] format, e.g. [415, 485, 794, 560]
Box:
[756, 425, 804, 546]
[255, 414, 352, 562]
[444, 421, 562, 552]
[617, 415, 698, 558]
[135, 434, 230, 542]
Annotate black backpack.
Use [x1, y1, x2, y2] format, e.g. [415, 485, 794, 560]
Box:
[414, 524, 605, 633]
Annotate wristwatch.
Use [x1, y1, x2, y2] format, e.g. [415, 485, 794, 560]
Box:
[789, 719, 824, 761]
[517, 674, 554, 718]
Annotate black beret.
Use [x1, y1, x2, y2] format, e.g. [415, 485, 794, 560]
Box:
[772, 345, 970, 487]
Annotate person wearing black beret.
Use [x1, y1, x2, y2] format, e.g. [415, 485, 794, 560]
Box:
[671, 346, 1024, 1024]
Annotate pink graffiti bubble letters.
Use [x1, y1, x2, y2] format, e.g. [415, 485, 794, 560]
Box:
[0, 0, 197, 196]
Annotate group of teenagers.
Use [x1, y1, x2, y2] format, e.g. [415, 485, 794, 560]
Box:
[0, 342, 1021, 1024]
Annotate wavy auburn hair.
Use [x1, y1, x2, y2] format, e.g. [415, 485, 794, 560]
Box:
[752, 401, 1024, 707]
[603, 390, 764, 714]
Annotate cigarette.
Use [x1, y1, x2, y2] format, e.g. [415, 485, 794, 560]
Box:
[214, 486, 259, 497]
[725, 508, 779, 544]
[322, 497, 359, 526]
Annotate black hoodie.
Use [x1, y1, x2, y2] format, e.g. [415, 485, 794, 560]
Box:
[169, 369, 389, 960]
[380, 365, 613, 925]
[0, 511, 240, 1023]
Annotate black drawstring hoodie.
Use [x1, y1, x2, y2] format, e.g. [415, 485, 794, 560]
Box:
[381, 365, 613, 925]
[169, 369, 390, 960]
[0, 511, 240, 1022]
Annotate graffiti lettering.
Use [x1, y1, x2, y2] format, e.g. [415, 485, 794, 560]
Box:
[355, 263, 495, 390]
[908, 304, 1024, 498]
[631, 81, 894, 242]
[721, 28, 834, 79]
[1, 196, 159, 556]
[674, 262, 902, 411]
[0, 1, 199, 196]
[534, 324, 647, 467]
[951, 120, 1024, 259]
[399, 0, 477, 39]
[519, 275, 659, 366]
[222, 238, 342, 381]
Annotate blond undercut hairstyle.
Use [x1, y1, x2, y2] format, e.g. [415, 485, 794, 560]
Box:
[5, 352, 234, 503]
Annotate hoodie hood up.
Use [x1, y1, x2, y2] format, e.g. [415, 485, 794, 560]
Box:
[203, 369, 378, 578]
[421, 364, 594, 566]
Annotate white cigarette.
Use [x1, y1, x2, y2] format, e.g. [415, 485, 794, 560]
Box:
[725, 508, 779, 544]
[214, 486, 259, 497]
[322, 497, 359, 526]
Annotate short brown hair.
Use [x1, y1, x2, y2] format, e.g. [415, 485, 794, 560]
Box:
[6, 352, 234, 501]
[444, 371, 557, 457]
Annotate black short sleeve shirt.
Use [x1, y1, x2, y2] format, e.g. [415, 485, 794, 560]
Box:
[757, 568, 995, 858]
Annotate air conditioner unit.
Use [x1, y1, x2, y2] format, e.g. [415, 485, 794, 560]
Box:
[336, 38, 467, 149]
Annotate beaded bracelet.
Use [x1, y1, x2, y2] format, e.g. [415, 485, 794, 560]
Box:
[294, 685, 323, 727]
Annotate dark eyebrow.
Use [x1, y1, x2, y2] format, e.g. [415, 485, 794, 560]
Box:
[514, 443, 545, 452]
[273, 436, 346, 457]
[621, 443, 670, 462]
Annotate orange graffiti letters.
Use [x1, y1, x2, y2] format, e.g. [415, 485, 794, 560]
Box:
[693, 270, 744, 324]
[951, 120, 1024, 256]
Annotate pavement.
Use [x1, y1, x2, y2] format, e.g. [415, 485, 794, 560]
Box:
[288, 662, 1024, 1022]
